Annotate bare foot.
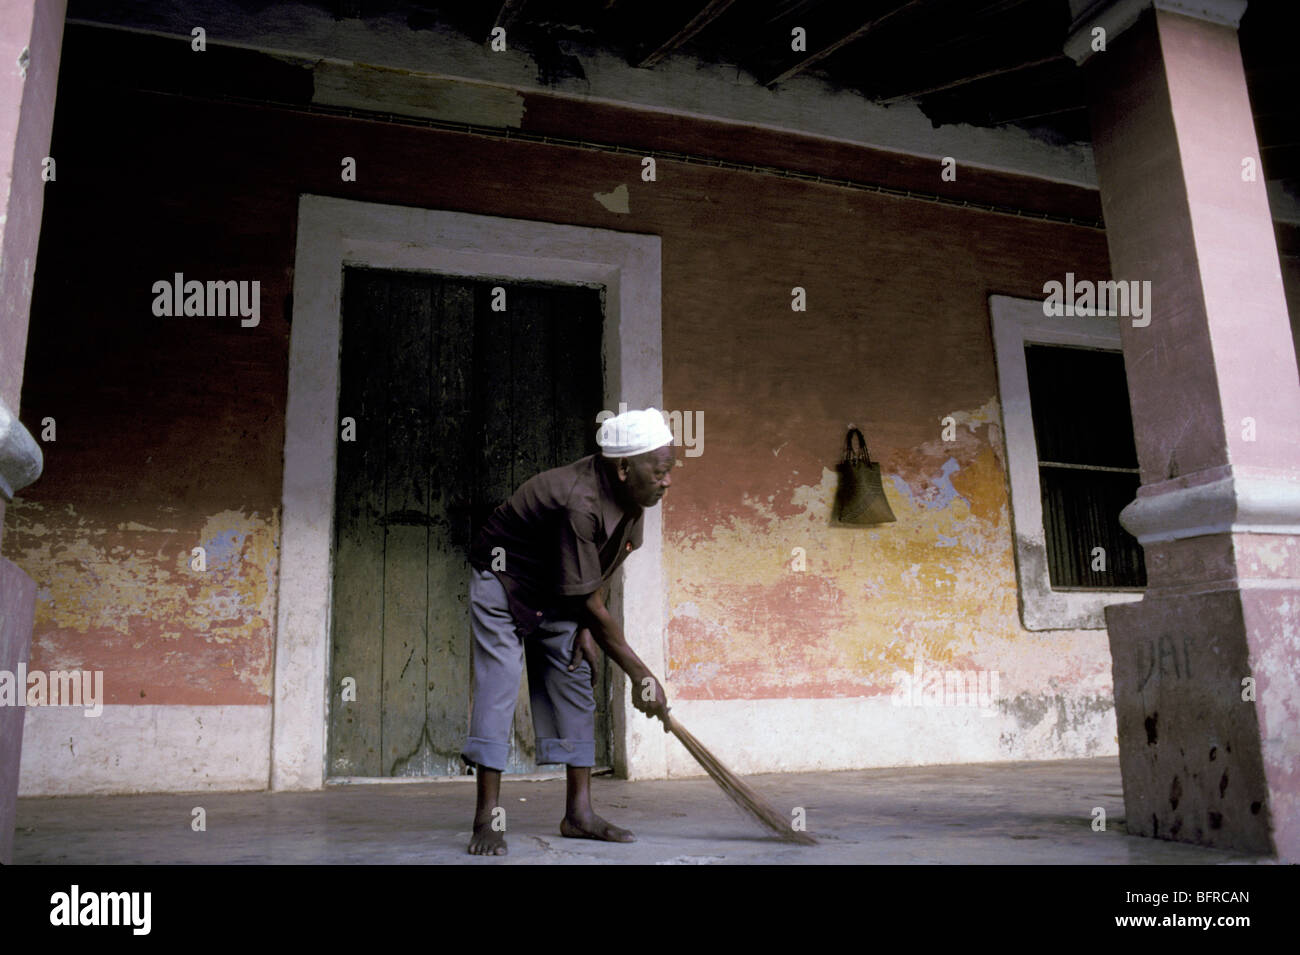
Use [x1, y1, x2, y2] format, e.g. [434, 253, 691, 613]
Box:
[560, 812, 636, 843]
[468, 821, 508, 856]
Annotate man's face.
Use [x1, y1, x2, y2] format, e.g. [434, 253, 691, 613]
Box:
[618, 446, 676, 508]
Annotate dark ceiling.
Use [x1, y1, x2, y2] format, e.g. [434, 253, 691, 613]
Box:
[303, 0, 1299, 185]
[63, 0, 1300, 188]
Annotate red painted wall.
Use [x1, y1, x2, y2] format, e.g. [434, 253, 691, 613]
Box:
[6, 50, 1117, 710]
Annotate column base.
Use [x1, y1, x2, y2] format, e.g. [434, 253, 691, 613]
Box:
[0, 557, 36, 864]
[1106, 587, 1275, 855]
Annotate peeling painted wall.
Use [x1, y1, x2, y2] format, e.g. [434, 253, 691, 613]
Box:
[5, 28, 1144, 791]
[653, 185, 1122, 761]
[668, 404, 1018, 700]
[4, 502, 277, 704]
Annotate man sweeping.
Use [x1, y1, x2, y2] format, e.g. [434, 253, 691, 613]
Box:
[462, 407, 675, 856]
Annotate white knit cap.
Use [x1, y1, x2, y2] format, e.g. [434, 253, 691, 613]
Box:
[596, 408, 675, 458]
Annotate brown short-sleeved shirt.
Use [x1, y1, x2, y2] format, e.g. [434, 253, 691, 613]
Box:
[468, 455, 644, 637]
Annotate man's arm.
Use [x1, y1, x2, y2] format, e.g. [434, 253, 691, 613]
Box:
[578, 588, 670, 727]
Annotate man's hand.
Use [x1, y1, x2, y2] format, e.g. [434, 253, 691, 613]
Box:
[579, 589, 670, 731]
[567, 627, 600, 689]
[631, 672, 671, 732]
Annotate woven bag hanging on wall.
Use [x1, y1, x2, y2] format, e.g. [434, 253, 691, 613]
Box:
[831, 427, 897, 525]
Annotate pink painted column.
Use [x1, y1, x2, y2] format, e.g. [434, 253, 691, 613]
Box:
[0, 0, 64, 864]
[0, 0, 63, 416]
[1077, 2, 1300, 859]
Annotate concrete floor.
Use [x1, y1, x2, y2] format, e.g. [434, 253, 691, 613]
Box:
[13, 757, 1272, 864]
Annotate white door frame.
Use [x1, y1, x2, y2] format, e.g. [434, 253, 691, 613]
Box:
[272, 194, 666, 789]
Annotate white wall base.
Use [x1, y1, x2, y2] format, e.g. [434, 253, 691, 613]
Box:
[18, 705, 270, 795]
[14, 694, 1115, 794]
[663, 696, 1118, 778]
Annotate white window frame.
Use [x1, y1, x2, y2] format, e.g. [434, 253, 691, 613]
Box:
[988, 294, 1144, 631]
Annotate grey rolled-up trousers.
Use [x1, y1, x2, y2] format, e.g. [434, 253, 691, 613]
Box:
[461, 568, 596, 772]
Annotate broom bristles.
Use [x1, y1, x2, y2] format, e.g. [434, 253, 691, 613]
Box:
[667, 718, 817, 845]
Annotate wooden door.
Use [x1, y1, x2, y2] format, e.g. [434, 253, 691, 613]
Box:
[328, 267, 607, 777]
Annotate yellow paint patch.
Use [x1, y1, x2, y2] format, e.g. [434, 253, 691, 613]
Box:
[666, 400, 1029, 699]
[5, 500, 278, 699]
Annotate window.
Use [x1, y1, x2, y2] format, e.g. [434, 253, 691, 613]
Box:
[1024, 344, 1147, 589]
[989, 295, 1145, 630]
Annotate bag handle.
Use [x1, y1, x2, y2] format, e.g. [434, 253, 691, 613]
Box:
[843, 427, 874, 464]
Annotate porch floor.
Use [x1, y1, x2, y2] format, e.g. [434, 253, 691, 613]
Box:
[13, 757, 1271, 864]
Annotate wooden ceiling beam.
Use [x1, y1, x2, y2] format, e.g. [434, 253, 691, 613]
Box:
[761, 0, 925, 87]
[987, 104, 1088, 128]
[492, 0, 529, 32]
[635, 0, 740, 68]
[878, 53, 1066, 105]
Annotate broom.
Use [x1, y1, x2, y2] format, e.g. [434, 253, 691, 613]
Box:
[661, 711, 817, 846]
